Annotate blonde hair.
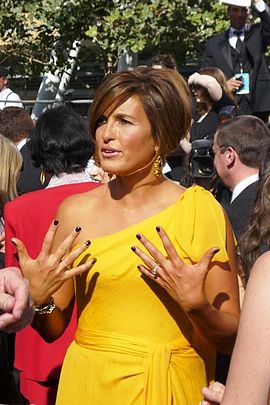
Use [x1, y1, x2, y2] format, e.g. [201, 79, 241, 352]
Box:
[0, 134, 23, 210]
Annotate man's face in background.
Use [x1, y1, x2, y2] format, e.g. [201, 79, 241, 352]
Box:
[0, 76, 7, 92]
[228, 6, 250, 29]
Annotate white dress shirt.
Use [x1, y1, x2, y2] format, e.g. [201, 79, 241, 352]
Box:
[231, 173, 259, 203]
[0, 87, 23, 110]
[228, 0, 266, 48]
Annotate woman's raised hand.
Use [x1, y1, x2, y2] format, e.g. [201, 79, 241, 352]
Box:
[131, 226, 219, 313]
[11, 220, 95, 305]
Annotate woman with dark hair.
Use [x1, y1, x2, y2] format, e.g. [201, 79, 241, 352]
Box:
[28, 106, 93, 187]
[14, 68, 239, 404]
[188, 67, 237, 143]
[4, 106, 98, 405]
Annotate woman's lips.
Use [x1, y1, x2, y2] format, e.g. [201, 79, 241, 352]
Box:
[101, 148, 121, 157]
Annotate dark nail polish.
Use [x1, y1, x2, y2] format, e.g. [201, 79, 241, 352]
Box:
[136, 234, 141, 240]
[214, 248, 220, 254]
[75, 226, 81, 233]
[137, 265, 141, 270]
[11, 240, 16, 246]
[91, 258, 97, 264]
[85, 240, 91, 246]
[54, 219, 59, 226]
[156, 226, 161, 232]
[131, 246, 136, 252]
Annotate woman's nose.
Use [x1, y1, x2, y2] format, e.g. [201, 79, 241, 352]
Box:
[101, 120, 115, 141]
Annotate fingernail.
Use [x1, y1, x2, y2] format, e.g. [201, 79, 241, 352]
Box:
[54, 219, 59, 226]
[214, 248, 220, 254]
[85, 240, 91, 246]
[156, 226, 161, 232]
[136, 234, 141, 240]
[75, 226, 81, 233]
[11, 240, 16, 246]
[91, 258, 97, 264]
[137, 265, 141, 270]
[131, 246, 136, 252]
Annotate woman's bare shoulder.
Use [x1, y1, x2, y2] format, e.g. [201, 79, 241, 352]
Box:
[56, 183, 107, 217]
[162, 178, 187, 198]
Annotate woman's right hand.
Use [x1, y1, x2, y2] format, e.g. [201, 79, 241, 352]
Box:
[11, 220, 95, 305]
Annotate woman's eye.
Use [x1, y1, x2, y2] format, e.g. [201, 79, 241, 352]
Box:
[96, 116, 107, 128]
[119, 118, 131, 125]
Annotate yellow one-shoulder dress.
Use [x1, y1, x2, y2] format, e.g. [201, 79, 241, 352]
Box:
[56, 186, 230, 405]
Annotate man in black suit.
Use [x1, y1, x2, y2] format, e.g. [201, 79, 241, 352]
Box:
[202, 0, 270, 121]
[0, 106, 45, 194]
[213, 115, 270, 241]
[212, 114, 270, 385]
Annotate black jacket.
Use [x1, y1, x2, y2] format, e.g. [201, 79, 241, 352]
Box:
[202, 6, 270, 113]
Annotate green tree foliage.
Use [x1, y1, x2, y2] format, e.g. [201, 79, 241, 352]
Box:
[0, 0, 237, 76]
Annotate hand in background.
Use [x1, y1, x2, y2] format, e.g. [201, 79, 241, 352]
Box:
[200, 381, 225, 404]
[0, 267, 34, 332]
[227, 76, 243, 92]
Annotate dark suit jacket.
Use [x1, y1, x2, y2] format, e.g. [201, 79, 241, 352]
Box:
[221, 181, 258, 241]
[202, 6, 270, 113]
[17, 143, 46, 195]
[4, 181, 99, 404]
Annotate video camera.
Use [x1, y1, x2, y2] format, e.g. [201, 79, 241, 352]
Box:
[190, 139, 215, 179]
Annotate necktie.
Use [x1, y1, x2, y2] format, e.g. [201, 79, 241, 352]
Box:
[234, 30, 244, 55]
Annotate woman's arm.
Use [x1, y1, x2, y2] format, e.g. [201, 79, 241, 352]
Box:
[189, 216, 240, 354]
[14, 206, 95, 342]
[188, 72, 223, 101]
[220, 251, 270, 404]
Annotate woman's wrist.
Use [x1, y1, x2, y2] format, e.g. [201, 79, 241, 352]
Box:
[33, 296, 56, 314]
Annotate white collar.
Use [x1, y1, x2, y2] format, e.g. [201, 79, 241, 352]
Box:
[231, 173, 259, 203]
[46, 171, 92, 188]
[16, 138, 27, 151]
[229, 25, 248, 38]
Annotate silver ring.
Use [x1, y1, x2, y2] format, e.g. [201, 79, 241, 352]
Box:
[150, 264, 159, 277]
[61, 258, 71, 270]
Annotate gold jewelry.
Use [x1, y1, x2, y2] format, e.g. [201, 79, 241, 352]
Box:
[40, 170, 46, 185]
[153, 146, 163, 178]
[33, 297, 56, 314]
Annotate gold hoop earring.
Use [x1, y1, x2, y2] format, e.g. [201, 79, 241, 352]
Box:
[153, 147, 163, 178]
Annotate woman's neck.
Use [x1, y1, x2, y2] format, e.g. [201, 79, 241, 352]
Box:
[107, 172, 167, 203]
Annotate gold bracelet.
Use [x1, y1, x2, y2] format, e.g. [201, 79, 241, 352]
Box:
[33, 297, 56, 314]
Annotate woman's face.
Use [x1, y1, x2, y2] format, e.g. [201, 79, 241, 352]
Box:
[95, 95, 156, 177]
[192, 85, 208, 105]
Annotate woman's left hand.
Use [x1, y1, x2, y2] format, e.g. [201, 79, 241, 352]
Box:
[132, 226, 219, 313]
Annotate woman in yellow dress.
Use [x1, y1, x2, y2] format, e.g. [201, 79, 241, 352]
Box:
[15, 67, 240, 404]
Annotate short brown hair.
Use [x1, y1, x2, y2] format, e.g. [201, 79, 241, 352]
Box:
[89, 67, 192, 157]
[216, 115, 270, 168]
[0, 107, 34, 143]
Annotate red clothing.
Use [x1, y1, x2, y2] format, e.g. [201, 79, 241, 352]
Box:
[4, 182, 99, 405]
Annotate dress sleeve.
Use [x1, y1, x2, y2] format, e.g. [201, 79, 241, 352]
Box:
[213, 90, 235, 112]
[173, 185, 230, 264]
